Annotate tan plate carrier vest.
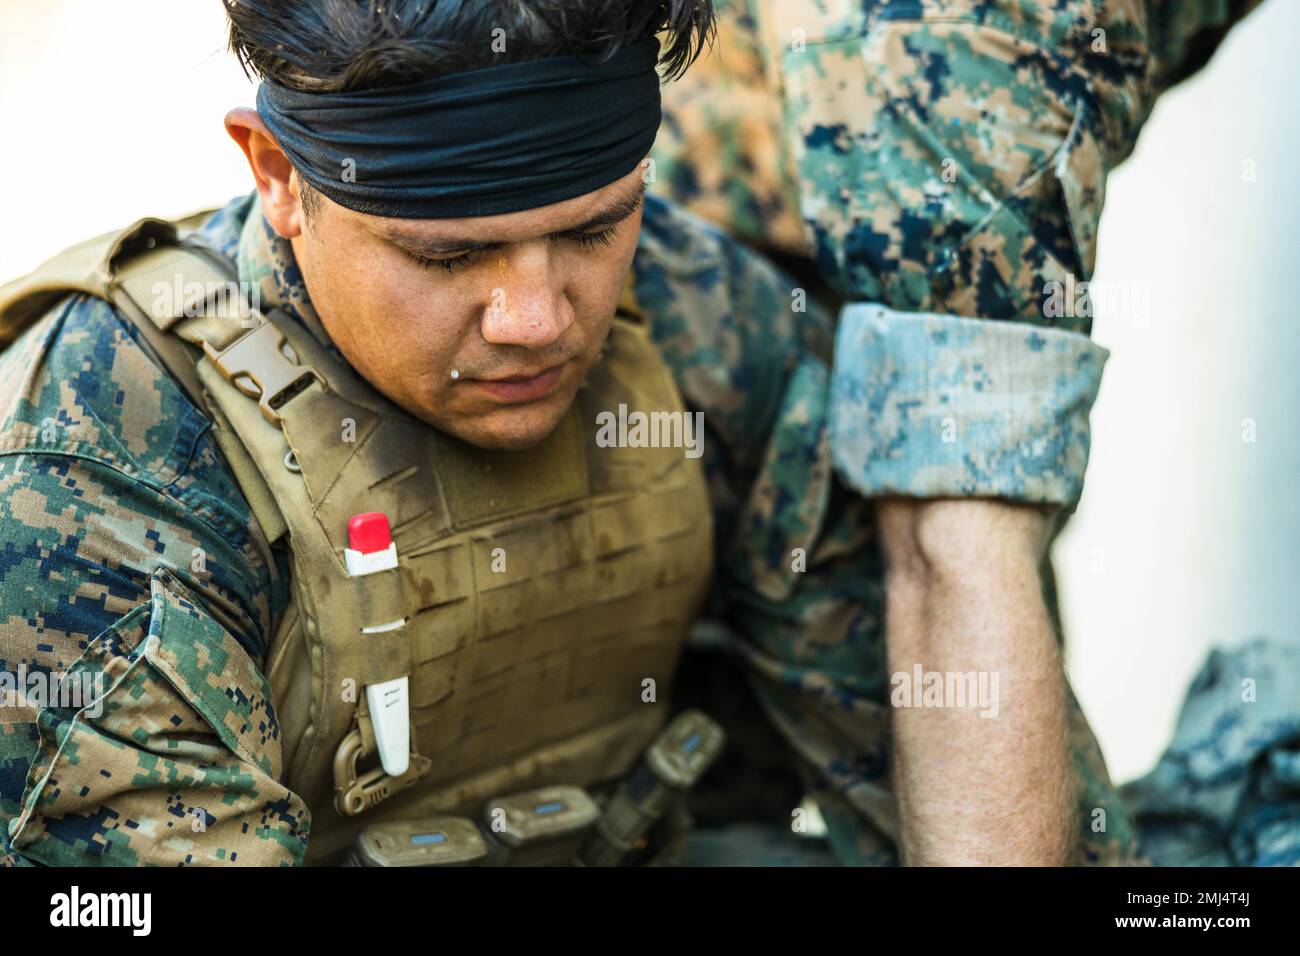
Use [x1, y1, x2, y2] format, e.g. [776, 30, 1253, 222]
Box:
[0, 214, 715, 863]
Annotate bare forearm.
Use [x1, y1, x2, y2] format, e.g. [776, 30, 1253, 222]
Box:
[881, 499, 1073, 866]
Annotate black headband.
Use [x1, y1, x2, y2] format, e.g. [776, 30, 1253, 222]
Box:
[255, 38, 662, 220]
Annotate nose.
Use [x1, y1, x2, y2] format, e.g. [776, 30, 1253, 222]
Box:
[479, 244, 573, 349]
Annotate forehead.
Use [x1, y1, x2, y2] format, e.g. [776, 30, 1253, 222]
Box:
[363, 167, 646, 248]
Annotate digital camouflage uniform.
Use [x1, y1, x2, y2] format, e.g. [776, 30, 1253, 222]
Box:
[654, 0, 1263, 488]
[655, 0, 1261, 498]
[1120, 638, 1300, 867]
[651, 0, 1265, 864]
[656, 0, 1262, 310]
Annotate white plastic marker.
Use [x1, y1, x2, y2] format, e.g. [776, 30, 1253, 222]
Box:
[345, 512, 410, 777]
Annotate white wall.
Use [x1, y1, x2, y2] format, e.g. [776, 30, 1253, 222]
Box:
[0, 0, 253, 280]
[2, 0, 1296, 786]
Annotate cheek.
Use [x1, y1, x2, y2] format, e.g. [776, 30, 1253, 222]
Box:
[365, 277, 463, 361]
[310, 245, 465, 380]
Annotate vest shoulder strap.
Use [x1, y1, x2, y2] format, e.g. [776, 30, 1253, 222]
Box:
[0, 215, 289, 543]
[1, 216, 213, 393]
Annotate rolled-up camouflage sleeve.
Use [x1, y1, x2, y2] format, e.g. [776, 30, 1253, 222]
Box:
[658, 0, 1260, 505]
[829, 305, 1108, 503]
[0, 295, 307, 866]
[773, 0, 1260, 504]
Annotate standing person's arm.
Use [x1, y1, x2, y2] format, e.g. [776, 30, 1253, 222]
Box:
[761, 0, 1262, 863]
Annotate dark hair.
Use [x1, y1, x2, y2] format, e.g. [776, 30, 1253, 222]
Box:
[225, 0, 715, 92]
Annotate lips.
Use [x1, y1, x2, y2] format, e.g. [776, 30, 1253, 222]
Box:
[465, 362, 566, 403]
[484, 368, 557, 383]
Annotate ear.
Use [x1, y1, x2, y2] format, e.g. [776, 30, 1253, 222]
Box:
[224, 108, 305, 239]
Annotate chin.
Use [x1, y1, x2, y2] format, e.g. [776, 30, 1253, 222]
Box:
[447, 401, 570, 451]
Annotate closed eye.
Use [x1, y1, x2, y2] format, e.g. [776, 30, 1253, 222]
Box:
[403, 226, 621, 274]
[558, 226, 619, 250]
[404, 249, 478, 274]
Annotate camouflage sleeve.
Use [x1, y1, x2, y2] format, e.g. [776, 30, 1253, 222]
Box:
[769, 0, 1262, 318]
[0, 295, 306, 866]
[769, 0, 1259, 504]
[829, 306, 1108, 503]
[658, 0, 1259, 505]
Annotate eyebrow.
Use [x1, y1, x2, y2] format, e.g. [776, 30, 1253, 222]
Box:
[379, 182, 647, 258]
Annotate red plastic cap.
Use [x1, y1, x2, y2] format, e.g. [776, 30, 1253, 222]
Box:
[348, 512, 392, 554]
